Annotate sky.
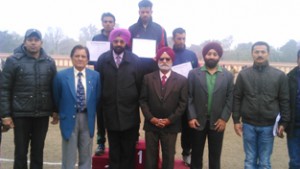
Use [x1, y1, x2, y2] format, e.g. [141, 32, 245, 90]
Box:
[1, 0, 300, 48]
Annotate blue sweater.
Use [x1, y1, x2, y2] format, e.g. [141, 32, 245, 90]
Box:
[173, 48, 199, 69]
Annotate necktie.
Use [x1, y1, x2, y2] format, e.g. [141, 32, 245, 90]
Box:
[116, 55, 121, 68]
[161, 75, 167, 87]
[76, 72, 86, 112]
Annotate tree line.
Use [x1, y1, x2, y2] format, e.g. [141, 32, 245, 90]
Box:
[1, 26, 299, 62]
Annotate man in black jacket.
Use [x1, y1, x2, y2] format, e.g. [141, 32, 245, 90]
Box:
[233, 41, 290, 169]
[0, 29, 57, 169]
[95, 28, 142, 169]
[129, 0, 168, 76]
[286, 49, 300, 169]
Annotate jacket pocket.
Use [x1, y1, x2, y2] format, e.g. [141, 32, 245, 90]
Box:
[12, 94, 34, 112]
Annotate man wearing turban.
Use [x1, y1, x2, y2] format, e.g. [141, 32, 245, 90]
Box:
[95, 28, 143, 169]
[140, 47, 188, 169]
[188, 42, 234, 169]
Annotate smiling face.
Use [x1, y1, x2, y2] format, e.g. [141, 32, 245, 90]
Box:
[71, 48, 89, 71]
[252, 45, 269, 64]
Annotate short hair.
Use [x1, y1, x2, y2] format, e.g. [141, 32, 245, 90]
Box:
[297, 49, 300, 60]
[252, 41, 270, 53]
[101, 12, 116, 22]
[70, 45, 90, 60]
[138, 0, 153, 8]
[172, 28, 186, 37]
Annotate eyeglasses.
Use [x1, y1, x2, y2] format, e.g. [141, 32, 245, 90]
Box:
[103, 20, 114, 23]
[159, 58, 171, 61]
[113, 40, 125, 44]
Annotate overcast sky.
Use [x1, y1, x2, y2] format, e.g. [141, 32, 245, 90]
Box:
[1, 0, 299, 48]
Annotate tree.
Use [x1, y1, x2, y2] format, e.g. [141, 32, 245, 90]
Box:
[0, 31, 23, 53]
[279, 39, 298, 62]
[43, 27, 65, 54]
[79, 24, 99, 44]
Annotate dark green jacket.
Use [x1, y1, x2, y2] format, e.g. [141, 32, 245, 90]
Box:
[0, 45, 57, 118]
[233, 62, 290, 128]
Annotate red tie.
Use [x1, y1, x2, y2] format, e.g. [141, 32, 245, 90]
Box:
[162, 75, 167, 87]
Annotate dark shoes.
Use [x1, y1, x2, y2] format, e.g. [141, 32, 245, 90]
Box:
[95, 144, 105, 156]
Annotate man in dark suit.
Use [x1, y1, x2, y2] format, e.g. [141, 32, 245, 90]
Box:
[53, 45, 100, 169]
[140, 47, 188, 169]
[95, 28, 142, 169]
[188, 42, 234, 169]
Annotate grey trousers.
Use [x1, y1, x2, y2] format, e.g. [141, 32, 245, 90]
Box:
[61, 113, 93, 169]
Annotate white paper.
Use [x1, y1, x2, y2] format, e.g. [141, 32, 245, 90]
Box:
[86, 41, 110, 62]
[132, 38, 156, 58]
[273, 113, 281, 136]
[172, 62, 193, 78]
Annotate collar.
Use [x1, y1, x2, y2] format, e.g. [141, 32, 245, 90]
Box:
[201, 65, 223, 72]
[113, 51, 124, 60]
[74, 67, 86, 77]
[159, 70, 171, 79]
[253, 61, 269, 72]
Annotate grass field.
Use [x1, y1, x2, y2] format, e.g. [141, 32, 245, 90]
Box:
[0, 113, 289, 169]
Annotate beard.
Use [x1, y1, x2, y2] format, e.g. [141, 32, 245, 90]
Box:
[204, 58, 219, 68]
[113, 46, 125, 55]
[158, 63, 172, 71]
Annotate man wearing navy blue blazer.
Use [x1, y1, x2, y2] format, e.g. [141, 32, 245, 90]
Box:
[53, 45, 100, 169]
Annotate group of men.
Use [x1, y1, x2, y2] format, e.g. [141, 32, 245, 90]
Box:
[0, 0, 299, 169]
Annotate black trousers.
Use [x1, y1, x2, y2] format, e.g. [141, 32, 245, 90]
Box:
[181, 111, 192, 156]
[13, 116, 49, 169]
[190, 120, 224, 169]
[96, 111, 106, 145]
[107, 126, 139, 169]
[145, 131, 177, 169]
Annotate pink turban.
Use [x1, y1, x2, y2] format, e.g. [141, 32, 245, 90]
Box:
[109, 28, 131, 45]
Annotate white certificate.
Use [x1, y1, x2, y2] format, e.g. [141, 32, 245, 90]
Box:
[86, 41, 110, 62]
[172, 62, 193, 78]
[132, 38, 156, 58]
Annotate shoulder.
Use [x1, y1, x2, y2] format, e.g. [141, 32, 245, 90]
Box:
[269, 66, 286, 76]
[173, 71, 187, 81]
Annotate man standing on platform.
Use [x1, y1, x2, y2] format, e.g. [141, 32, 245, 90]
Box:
[92, 12, 116, 156]
[96, 28, 142, 169]
[172, 27, 199, 166]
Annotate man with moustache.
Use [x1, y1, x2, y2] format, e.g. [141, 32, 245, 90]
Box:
[95, 28, 142, 169]
[188, 42, 234, 169]
[233, 41, 290, 169]
[172, 27, 199, 166]
[140, 47, 188, 169]
[92, 12, 116, 156]
[0, 29, 57, 169]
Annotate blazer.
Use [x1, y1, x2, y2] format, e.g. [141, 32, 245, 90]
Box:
[188, 67, 234, 131]
[53, 67, 100, 140]
[96, 50, 143, 131]
[140, 71, 188, 133]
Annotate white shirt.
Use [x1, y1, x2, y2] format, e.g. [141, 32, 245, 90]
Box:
[159, 71, 171, 81]
[74, 68, 87, 99]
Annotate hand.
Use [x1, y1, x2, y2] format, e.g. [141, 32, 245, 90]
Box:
[277, 125, 285, 138]
[51, 113, 59, 125]
[214, 119, 226, 132]
[2, 117, 14, 129]
[234, 123, 243, 137]
[161, 118, 171, 127]
[188, 119, 200, 129]
[150, 117, 165, 128]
